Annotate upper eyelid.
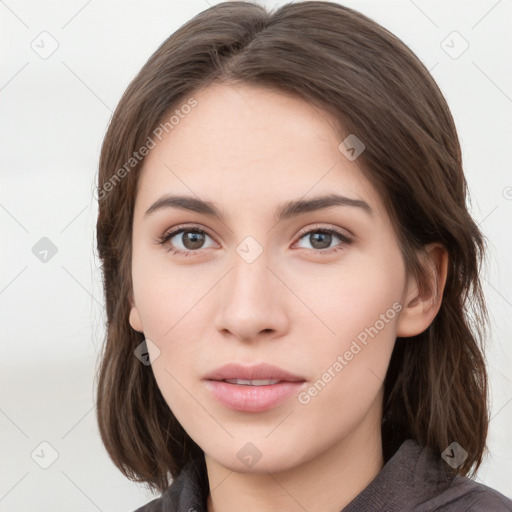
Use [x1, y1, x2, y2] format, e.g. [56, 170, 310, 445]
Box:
[295, 223, 352, 239]
[163, 224, 217, 241]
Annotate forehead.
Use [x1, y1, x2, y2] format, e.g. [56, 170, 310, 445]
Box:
[135, 82, 383, 217]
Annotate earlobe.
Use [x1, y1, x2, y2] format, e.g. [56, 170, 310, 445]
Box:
[129, 301, 144, 333]
[128, 291, 144, 332]
[396, 243, 448, 338]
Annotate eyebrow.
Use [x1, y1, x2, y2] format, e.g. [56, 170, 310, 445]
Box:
[144, 193, 373, 221]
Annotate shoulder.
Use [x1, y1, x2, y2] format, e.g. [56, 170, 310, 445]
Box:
[406, 439, 512, 511]
[409, 439, 512, 511]
[428, 475, 512, 511]
[132, 496, 164, 512]
[131, 486, 178, 512]
[131, 457, 208, 512]
[343, 439, 512, 512]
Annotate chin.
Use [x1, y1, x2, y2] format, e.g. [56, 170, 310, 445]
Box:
[202, 436, 316, 475]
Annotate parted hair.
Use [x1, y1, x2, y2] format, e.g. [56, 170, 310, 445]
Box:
[95, 1, 489, 493]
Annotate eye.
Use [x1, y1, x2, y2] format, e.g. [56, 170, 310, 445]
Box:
[294, 226, 352, 254]
[157, 224, 353, 257]
[157, 224, 217, 256]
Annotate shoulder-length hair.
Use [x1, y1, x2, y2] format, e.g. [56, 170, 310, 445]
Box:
[95, 0, 489, 493]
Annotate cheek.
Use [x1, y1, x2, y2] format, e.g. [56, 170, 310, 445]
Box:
[295, 248, 404, 334]
[290, 265, 402, 440]
[132, 245, 216, 341]
[289, 248, 405, 384]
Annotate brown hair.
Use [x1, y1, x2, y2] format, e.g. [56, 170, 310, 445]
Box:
[95, 0, 489, 493]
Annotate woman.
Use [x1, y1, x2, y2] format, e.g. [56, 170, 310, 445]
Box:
[95, 2, 512, 510]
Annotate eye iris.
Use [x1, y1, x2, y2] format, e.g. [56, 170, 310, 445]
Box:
[182, 231, 205, 250]
[310, 232, 332, 249]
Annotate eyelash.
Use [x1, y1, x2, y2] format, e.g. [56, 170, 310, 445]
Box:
[157, 223, 353, 257]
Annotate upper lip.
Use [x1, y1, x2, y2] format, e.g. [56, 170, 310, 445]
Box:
[204, 363, 305, 382]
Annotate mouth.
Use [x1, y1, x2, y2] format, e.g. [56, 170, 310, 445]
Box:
[203, 362, 305, 382]
[203, 363, 306, 412]
[223, 378, 283, 386]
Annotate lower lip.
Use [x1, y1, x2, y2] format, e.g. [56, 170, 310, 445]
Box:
[204, 380, 305, 412]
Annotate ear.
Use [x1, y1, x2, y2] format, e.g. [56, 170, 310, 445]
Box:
[396, 243, 448, 338]
[128, 292, 144, 333]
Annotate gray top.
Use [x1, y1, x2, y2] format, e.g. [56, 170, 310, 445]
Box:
[134, 439, 512, 511]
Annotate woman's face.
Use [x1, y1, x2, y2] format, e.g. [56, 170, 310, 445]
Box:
[130, 82, 411, 473]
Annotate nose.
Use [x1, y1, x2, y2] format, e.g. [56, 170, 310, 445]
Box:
[214, 245, 290, 343]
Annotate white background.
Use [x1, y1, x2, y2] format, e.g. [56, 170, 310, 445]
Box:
[1, 0, 511, 510]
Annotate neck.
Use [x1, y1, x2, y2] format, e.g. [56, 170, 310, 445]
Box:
[205, 409, 383, 512]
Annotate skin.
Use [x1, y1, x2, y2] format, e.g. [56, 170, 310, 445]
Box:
[129, 82, 448, 512]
